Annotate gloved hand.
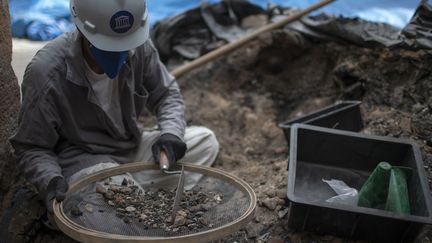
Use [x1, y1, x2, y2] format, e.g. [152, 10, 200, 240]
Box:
[45, 176, 68, 213]
[152, 134, 187, 169]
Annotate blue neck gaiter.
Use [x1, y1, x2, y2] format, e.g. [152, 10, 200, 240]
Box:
[90, 45, 129, 79]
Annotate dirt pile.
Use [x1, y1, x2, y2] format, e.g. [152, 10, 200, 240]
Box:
[175, 29, 432, 242]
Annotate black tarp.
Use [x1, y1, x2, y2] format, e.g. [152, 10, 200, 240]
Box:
[151, 0, 432, 63]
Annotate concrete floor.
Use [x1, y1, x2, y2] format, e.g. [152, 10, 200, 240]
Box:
[12, 38, 47, 85]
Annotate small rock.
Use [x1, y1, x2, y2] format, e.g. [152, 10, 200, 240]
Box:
[187, 223, 197, 228]
[174, 215, 186, 226]
[278, 208, 289, 219]
[214, 194, 223, 203]
[121, 187, 133, 194]
[108, 200, 115, 206]
[125, 206, 136, 212]
[412, 103, 424, 113]
[117, 208, 126, 213]
[109, 186, 121, 193]
[96, 186, 107, 194]
[104, 191, 115, 200]
[122, 178, 128, 186]
[198, 217, 209, 226]
[262, 198, 279, 210]
[177, 210, 187, 217]
[114, 196, 125, 205]
[84, 204, 94, 213]
[140, 214, 147, 220]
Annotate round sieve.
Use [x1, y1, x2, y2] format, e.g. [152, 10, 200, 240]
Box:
[53, 162, 257, 243]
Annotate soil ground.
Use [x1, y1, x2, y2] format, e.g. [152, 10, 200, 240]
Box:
[5, 29, 432, 242]
[175, 29, 432, 242]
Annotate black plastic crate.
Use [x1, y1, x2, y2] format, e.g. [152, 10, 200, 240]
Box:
[287, 124, 432, 243]
[279, 101, 363, 147]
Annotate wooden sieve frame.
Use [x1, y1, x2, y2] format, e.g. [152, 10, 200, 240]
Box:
[53, 162, 257, 243]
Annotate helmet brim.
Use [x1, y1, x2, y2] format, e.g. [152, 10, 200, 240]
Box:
[76, 19, 150, 52]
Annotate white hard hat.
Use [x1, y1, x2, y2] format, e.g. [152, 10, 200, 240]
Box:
[70, 0, 150, 52]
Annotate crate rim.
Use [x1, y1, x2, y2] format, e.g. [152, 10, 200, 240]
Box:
[278, 100, 362, 128]
[288, 124, 432, 225]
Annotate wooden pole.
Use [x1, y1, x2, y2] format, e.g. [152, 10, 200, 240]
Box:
[171, 0, 337, 79]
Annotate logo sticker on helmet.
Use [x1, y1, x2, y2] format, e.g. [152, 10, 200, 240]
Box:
[110, 11, 135, 34]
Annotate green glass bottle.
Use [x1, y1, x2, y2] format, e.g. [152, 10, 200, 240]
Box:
[385, 167, 412, 214]
[358, 162, 392, 209]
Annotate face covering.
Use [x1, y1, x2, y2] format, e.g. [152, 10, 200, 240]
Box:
[89, 44, 129, 79]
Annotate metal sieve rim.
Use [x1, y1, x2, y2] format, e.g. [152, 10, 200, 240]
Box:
[53, 162, 257, 243]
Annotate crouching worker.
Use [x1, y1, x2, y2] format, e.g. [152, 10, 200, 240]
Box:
[10, 0, 219, 229]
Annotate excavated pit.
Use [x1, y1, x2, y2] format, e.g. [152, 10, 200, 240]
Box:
[4, 29, 432, 242]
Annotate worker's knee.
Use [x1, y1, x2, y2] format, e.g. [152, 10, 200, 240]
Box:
[185, 126, 220, 162]
[199, 127, 220, 159]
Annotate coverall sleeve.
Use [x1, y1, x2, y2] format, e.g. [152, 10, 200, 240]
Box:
[142, 41, 186, 141]
[10, 72, 63, 198]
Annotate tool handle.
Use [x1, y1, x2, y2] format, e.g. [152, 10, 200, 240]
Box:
[170, 0, 337, 78]
[159, 150, 170, 171]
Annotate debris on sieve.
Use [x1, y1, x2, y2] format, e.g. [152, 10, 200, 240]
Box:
[84, 204, 94, 213]
[95, 177, 223, 233]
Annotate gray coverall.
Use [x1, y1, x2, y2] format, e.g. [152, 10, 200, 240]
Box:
[10, 30, 219, 202]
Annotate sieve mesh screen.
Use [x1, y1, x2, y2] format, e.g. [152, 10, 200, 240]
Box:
[62, 170, 250, 237]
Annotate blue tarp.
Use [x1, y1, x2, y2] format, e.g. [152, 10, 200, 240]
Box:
[10, 0, 74, 41]
[10, 0, 420, 41]
[268, 0, 419, 28]
[149, 0, 419, 29]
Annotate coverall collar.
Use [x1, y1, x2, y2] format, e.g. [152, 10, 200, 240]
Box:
[64, 29, 136, 87]
[65, 30, 88, 87]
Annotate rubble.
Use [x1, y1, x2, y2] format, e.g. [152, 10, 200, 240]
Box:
[95, 179, 223, 233]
